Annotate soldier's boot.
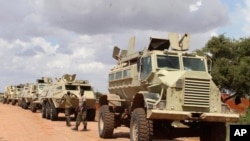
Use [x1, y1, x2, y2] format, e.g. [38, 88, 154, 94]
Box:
[82, 122, 87, 131]
[66, 116, 71, 127]
[72, 125, 78, 131]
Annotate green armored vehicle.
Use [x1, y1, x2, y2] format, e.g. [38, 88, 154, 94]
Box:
[98, 33, 239, 141]
[40, 74, 96, 121]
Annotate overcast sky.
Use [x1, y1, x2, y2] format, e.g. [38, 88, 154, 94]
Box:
[0, 0, 249, 93]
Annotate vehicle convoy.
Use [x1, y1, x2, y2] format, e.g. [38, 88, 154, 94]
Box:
[40, 74, 96, 121]
[98, 33, 240, 141]
[29, 77, 53, 112]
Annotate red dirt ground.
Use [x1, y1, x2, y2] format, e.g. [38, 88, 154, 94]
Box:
[0, 103, 198, 141]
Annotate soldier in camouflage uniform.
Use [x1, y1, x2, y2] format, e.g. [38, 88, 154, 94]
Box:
[72, 89, 87, 131]
[62, 91, 73, 126]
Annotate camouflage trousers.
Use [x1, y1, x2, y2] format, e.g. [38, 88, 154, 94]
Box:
[75, 110, 87, 128]
[65, 108, 72, 125]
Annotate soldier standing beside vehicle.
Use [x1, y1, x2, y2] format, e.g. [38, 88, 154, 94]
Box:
[62, 91, 73, 126]
[72, 89, 88, 131]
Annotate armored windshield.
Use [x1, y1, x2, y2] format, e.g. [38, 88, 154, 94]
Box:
[183, 57, 206, 71]
[65, 85, 78, 90]
[38, 84, 46, 90]
[157, 55, 180, 70]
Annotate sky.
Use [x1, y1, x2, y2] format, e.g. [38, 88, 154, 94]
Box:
[0, 0, 249, 93]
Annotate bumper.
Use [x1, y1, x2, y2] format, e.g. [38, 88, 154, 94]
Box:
[147, 110, 239, 122]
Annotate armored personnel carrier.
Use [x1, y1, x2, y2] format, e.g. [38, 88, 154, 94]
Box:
[40, 74, 96, 121]
[20, 83, 37, 109]
[2, 85, 18, 105]
[9, 84, 24, 105]
[98, 33, 239, 141]
[30, 77, 53, 112]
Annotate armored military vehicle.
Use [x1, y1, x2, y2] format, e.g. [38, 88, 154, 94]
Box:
[20, 83, 37, 109]
[40, 74, 96, 121]
[3, 85, 17, 105]
[30, 77, 53, 112]
[9, 84, 24, 105]
[98, 33, 239, 141]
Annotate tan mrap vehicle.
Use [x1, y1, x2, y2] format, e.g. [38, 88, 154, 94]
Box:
[40, 74, 96, 121]
[7, 84, 24, 105]
[30, 77, 53, 112]
[2, 85, 16, 105]
[98, 33, 239, 141]
[20, 83, 37, 109]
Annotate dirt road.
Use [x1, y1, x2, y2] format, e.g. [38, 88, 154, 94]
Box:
[0, 103, 198, 141]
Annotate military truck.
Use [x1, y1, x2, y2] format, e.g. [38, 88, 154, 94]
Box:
[98, 33, 239, 141]
[19, 83, 37, 109]
[40, 74, 96, 121]
[30, 77, 53, 112]
[2, 85, 17, 105]
[9, 84, 24, 105]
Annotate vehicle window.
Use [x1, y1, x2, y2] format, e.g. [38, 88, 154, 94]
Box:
[80, 86, 92, 91]
[183, 57, 206, 71]
[123, 69, 131, 78]
[57, 86, 62, 90]
[140, 56, 152, 80]
[65, 85, 78, 90]
[109, 73, 115, 81]
[157, 55, 180, 69]
[115, 71, 122, 79]
[38, 84, 46, 90]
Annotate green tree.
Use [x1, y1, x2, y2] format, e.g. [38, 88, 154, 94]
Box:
[196, 35, 250, 100]
[95, 91, 103, 99]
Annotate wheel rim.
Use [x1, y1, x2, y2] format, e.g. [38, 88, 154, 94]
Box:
[132, 120, 138, 141]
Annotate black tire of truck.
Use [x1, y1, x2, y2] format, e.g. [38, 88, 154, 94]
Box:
[98, 105, 114, 138]
[87, 108, 96, 121]
[31, 103, 37, 113]
[130, 108, 153, 141]
[41, 102, 46, 118]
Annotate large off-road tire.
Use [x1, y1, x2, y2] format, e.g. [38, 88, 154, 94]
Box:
[87, 108, 96, 121]
[41, 103, 46, 118]
[45, 103, 51, 119]
[98, 105, 114, 138]
[130, 108, 153, 141]
[11, 100, 16, 105]
[30, 103, 37, 113]
[2, 98, 7, 104]
[6, 99, 10, 104]
[50, 106, 58, 121]
[200, 122, 226, 141]
[22, 100, 29, 109]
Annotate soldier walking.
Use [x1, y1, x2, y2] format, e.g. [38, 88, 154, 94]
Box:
[72, 89, 88, 131]
[62, 91, 73, 126]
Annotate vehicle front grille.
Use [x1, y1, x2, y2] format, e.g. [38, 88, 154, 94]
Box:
[183, 77, 210, 108]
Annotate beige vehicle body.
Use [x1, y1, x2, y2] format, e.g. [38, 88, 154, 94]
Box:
[3, 85, 17, 105]
[19, 83, 37, 109]
[98, 33, 239, 141]
[40, 74, 96, 121]
[30, 77, 53, 112]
